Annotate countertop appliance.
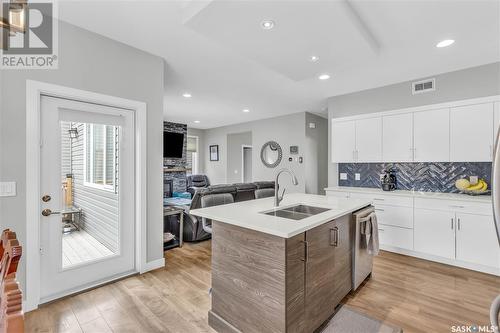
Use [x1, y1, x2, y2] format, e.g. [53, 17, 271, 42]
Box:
[381, 168, 397, 191]
[352, 205, 376, 291]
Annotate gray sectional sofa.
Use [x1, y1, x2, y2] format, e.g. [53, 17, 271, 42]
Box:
[183, 181, 275, 242]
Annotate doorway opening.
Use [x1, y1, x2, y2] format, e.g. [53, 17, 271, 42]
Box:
[242, 145, 253, 183]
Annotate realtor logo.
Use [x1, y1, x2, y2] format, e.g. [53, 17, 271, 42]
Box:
[1, 1, 58, 69]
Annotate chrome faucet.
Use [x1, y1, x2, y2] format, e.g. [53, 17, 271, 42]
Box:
[274, 168, 299, 207]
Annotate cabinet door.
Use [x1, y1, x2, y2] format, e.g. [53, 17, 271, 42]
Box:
[383, 113, 413, 162]
[356, 117, 382, 162]
[450, 103, 494, 162]
[414, 209, 455, 259]
[331, 120, 356, 162]
[305, 220, 336, 332]
[456, 213, 500, 268]
[413, 108, 450, 162]
[331, 215, 352, 306]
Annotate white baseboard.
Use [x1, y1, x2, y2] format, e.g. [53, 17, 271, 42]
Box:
[140, 258, 165, 273]
[380, 244, 500, 276]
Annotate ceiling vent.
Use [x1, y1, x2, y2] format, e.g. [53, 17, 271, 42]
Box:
[412, 78, 435, 95]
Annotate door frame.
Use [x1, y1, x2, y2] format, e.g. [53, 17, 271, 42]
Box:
[241, 145, 252, 183]
[25, 80, 148, 311]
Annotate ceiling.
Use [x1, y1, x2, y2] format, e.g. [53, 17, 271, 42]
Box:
[58, 1, 500, 129]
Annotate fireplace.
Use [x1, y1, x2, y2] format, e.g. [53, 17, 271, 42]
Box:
[164, 179, 174, 198]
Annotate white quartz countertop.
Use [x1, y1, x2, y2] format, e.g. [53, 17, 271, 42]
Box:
[190, 193, 372, 239]
[324, 186, 492, 203]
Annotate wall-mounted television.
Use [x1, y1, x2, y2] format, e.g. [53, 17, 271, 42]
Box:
[164, 131, 184, 158]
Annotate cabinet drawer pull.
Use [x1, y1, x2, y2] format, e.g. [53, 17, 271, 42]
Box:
[378, 228, 384, 232]
[451, 218, 454, 230]
[458, 218, 461, 230]
[450, 205, 465, 209]
[302, 241, 309, 262]
[373, 198, 385, 201]
[375, 208, 385, 212]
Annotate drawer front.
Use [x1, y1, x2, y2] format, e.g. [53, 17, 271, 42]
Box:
[414, 197, 492, 215]
[325, 190, 350, 199]
[350, 192, 413, 207]
[378, 224, 414, 250]
[374, 205, 413, 229]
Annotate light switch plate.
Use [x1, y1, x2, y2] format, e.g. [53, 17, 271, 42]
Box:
[355, 173, 361, 181]
[340, 173, 348, 180]
[0, 182, 16, 197]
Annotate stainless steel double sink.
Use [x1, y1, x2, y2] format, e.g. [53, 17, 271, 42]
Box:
[262, 204, 331, 220]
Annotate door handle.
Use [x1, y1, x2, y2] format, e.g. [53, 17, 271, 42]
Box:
[41, 208, 60, 217]
[458, 218, 461, 231]
[451, 218, 454, 230]
[330, 228, 335, 246]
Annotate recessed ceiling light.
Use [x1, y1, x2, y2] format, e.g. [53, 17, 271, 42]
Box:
[193, 120, 200, 124]
[182, 93, 192, 98]
[310, 56, 319, 62]
[261, 20, 275, 30]
[318, 74, 330, 80]
[436, 39, 455, 48]
[243, 109, 250, 113]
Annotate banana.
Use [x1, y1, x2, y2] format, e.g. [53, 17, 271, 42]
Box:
[479, 180, 488, 191]
[467, 181, 484, 191]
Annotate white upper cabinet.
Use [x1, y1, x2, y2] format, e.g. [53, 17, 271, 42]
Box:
[382, 113, 413, 162]
[413, 108, 450, 162]
[450, 103, 493, 162]
[355, 117, 382, 162]
[494, 102, 500, 141]
[331, 120, 356, 162]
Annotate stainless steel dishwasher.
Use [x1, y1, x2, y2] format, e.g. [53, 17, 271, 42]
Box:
[352, 205, 377, 291]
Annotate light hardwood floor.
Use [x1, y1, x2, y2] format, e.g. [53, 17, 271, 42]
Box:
[26, 241, 499, 333]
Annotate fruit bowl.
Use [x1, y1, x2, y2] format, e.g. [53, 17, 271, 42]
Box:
[460, 189, 491, 196]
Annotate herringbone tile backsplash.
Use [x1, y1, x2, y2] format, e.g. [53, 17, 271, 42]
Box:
[338, 162, 492, 193]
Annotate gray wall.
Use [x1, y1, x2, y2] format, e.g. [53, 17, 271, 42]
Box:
[187, 127, 206, 174]
[203, 112, 307, 192]
[305, 113, 328, 194]
[226, 131, 252, 184]
[328, 62, 500, 186]
[0, 21, 165, 292]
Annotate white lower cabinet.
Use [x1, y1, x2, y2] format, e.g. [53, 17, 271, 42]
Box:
[455, 213, 500, 268]
[325, 189, 499, 275]
[378, 224, 413, 250]
[414, 209, 456, 259]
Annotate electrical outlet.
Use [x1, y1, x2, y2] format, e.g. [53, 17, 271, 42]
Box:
[355, 173, 361, 181]
[470, 176, 479, 185]
[340, 173, 348, 180]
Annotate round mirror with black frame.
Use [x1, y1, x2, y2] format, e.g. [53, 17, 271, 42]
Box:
[260, 141, 282, 168]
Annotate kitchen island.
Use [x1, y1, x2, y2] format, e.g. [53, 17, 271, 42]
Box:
[190, 193, 372, 333]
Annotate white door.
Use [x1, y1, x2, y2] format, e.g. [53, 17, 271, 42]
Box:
[242, 146, 252, 183]
[382, 113, 413, 162]
[456, 213, 500, 268]
[413, 108, 450, 162]
[414, 209, 455, 259]
[40, 96, 135, 302]
[450, 103, 494, 162]
[331, 120, 356, 162]
[355, 117, 382, 162]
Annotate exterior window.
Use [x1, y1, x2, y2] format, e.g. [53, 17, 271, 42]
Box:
[186, 136, 199, 175]
[84, 123, 118, 192]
